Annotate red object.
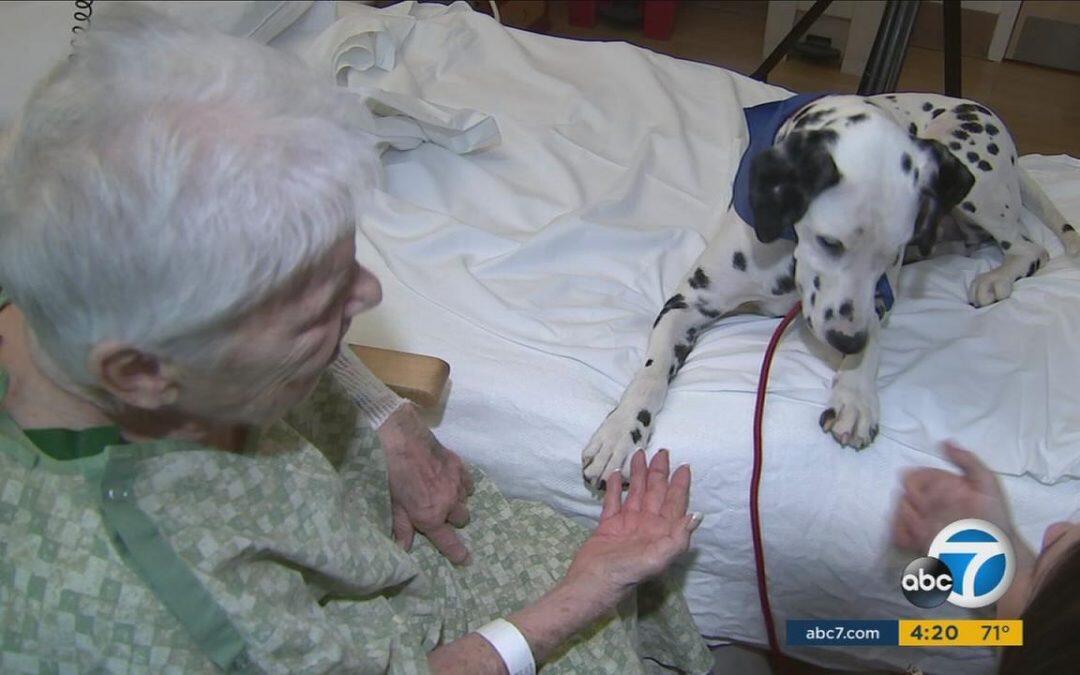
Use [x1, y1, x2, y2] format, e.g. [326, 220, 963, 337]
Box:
[751, 301, 802, 661]
[568, 0, 598, 28]
[643, 0, 678, 40]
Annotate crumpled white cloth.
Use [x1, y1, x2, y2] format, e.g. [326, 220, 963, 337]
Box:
[300, 1, 500, 154]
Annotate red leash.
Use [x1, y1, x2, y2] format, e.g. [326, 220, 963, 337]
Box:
[751, 301, 802, 663]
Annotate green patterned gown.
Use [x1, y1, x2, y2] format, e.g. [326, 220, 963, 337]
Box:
[0, 293, 712, 674]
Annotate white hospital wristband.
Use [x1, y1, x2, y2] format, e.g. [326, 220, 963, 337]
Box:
[475, 618, 536, 675]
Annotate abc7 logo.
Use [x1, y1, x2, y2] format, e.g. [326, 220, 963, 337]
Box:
[901, 519, 1014, 609]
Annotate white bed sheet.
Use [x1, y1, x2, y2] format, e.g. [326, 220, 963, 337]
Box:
[333, 4, 1080, 672]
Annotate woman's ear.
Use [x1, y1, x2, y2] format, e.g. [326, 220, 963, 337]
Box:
[88, 342, 179, 409]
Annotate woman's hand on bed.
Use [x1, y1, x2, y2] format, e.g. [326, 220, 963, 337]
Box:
[893, 442, 1016, 554]
[378, 402, 476, 565]
[564, 449, 701, 601]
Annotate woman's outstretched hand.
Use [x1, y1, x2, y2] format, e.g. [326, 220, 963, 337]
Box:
[566, 449, 701, 598]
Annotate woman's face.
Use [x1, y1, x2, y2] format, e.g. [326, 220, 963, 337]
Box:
[176, 235, 381, 424]
[1032, 519, 1080, 589]
[997, 518, 1080, 618]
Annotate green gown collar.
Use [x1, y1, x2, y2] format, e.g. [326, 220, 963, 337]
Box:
[22, 425, 125, 461]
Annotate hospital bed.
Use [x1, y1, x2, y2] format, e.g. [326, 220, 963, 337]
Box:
[4, 2, 1078, 673]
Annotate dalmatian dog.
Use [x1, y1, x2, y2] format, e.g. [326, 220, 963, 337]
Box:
[581, 92, 1079, 486]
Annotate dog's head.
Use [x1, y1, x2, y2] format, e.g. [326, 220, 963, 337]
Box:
[749, 96, 974, 354]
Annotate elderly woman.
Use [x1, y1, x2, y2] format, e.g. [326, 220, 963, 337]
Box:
[0, 8, 712, 675]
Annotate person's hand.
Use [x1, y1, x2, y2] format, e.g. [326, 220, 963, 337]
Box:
[565, 449, 701, 600]
[893, 442, 1015, 554]
[377, 402, 475, 565]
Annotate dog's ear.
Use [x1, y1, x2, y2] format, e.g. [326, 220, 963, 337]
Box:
[912, 139, 975, 255]
[749, 130, 841, 244]
[919, 138, 975, 211]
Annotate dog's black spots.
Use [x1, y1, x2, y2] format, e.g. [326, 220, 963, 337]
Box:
[961, 201, 977, 213]
[978, 160, 992, 172]
[838, 300, 854, 320]
[645, 359, 653, 367]
[1027, 261, 1038, 278]
[673, 343, 691, 368]
[949, 141, 962, 150]
[806, 315, 814, 330]
[932, 107, 945, 118]
[1064, 223, 1076, 233]
[961, 122, 983, 134]
[824, 308, 834, 321]
[901, 153, 912, 173]
[668, 365, 676, 382]
[653, 293, 688, 327]
[966, 151, 980, 163]
[956, 103, 992, 116]
[1005, 204, 1010, 209]
[1022, 234, 1032, 242]
[696, 301, 721, 319]
[1011, 155, 1016, 165]
[813, 275, 821, 290]
[630, 429, 642, 444]
[772, 274, 796, 296]
[688, 267, 710, 289]
[637, 409, 652, 427]
[908, 122, 918, 136]
[732, 251, 747, 271]
[952, 129, 969, 140]
[886, 94, 897, 100]
[1001, 240, 1012, 250]
[819, 407, 837, 429]
[686, 327, 699, 343]
[987, 143, 999, 155]
[985, 123, 1000, 136]
[869, 425, 879, 442]
[922, 102, 933, 111]
[810, 292, 817, 307]
[913, 168, 920, 183]
[847, 113, 868, 124]
[956, 112, 979, 122]
[794, 108, 834, 129]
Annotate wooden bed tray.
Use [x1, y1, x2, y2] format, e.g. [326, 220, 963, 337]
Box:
[349, 344, 450, 408]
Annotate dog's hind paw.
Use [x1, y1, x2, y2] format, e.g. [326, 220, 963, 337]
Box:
[968, 270, 1014, 307]
[821, 386, 880, 450]
[1062, 229, 1080, 258]
[581, 408, 647, 487]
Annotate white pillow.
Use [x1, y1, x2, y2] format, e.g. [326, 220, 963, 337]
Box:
[0, 0, 316, 128]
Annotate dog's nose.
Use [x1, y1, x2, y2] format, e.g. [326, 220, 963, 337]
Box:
[826, 329, 868, 354]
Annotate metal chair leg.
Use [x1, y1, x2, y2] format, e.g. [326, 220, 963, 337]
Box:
[857, 0, 919, 96]
[752, 0, 834, 82]
[942, 0, 963, 97]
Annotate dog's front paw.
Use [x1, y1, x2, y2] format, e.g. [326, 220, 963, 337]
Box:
[581, 407, 649, 487]
[820, 385, 880, 450]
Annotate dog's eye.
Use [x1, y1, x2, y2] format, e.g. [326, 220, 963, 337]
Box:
[816, 235, 845, 255]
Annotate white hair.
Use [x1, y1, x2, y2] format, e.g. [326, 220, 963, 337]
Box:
[0, 5, 380, 387]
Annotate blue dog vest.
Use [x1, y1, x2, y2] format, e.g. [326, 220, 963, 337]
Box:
[731, 93, 894, 317]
